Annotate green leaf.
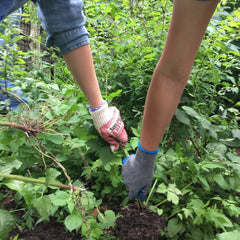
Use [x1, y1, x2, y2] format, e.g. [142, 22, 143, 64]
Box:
[47, 134, 64, 144]
[198, 175, 210, 191]
[0, 209, 15, 240]
[220, 138, 240, 148]
[104, 89, 122, 100]
[167, 192, 179, 205]
[33, 196, 52, 220]
[49, 190, 70, 206]
[131, 127, 141, 137]
[182, 106, 199, 119]
[202, 163, 225, 171]
[130, 137, 139, 150]
[208, 209, 233, 230]
[213, 174, 229, 190]
[199, 116, 211, 130]
[3, 180, 36, 207]
[143, 52, 156, 59]
[45, 168, 61, 186]
[10, 137, 26, 152]
[232, 129, 240, 139]
[216, 230, 240, 240]
[175, 109, 190, 126]
[98, 210, 116, 228]
[166, 184, 182, 205]
[0, 144, 9, 151]
[167, 218, 183, 238]
[64, 209, 83, 232]
[156, 183, 167, 194]
[227, 152, 240, 163]
[0, 157, 22, 177]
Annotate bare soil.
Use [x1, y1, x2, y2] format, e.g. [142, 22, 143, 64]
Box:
[8, 202, 166, 240]
[115, 203, 166, 240]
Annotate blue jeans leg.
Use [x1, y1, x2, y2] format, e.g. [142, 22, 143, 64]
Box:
[36, 0, 89, 54]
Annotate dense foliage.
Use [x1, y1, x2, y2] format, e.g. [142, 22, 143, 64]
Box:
[0, 0, 239, 239]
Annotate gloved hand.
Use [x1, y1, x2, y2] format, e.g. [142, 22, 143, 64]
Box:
[122, 141, 159, 201]
[90, 100, 128, 152]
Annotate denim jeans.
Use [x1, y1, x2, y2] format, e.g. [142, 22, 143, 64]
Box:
[0, 8, 22, 48]
[0, 0, 89, 54]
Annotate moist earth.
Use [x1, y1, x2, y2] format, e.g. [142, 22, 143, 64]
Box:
[8, 202, 166, 240]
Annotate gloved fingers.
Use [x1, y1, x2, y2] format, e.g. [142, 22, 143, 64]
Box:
[128, 186, 145, 200]
[110, 144, 118, 152]
[100, 133, 120, 152]
[114, 128, 128, 146]
[122, 154, 135, 165]
[133, 187, 147, 201]
[106, 131, 127, 152]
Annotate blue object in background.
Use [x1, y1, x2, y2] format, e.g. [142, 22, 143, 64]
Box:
[0, 8, 28, 111]
[0, 80, 28, 110]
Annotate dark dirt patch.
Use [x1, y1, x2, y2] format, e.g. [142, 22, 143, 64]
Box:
[8, 202, 166, 240]
[9, 218, 80, 240]
[115, 203, 166, 240]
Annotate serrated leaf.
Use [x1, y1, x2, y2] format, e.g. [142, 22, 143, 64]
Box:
[49, 190, 69, 206]
[131, 127, 140, 137]
[216, 230, 240, 240]
[156, 183, 167, 194]
[220, 138, 240, 147]
[213, 174, 229, 190]
[10, 137, 26, 152]
[33, 196, 52, 220]
[232, 129, 240, 139]
[130, 137, 139, 150]
[0, 143, 9, 151]
[0, 158, 22, 176]
[98, 210, 116, 228]
[175, 109, 190, 125]
[202, 163, 225, 171]
[0, 209, 15, 240]
[167, 218, 183, 238]
[3, 180, 35, 207]
[227, 152, 240, 163]
[198, 175, 210, 191]
[47, 134, 64, 144]
[45, 168, 61, 186]
[182, 106, 199, 119]
[208, 209, 232, 230]
[199, 116, 211, 130]
[68, 201, 75, 214]
[167, 192, 179, 205]
[64, 210, 83, 232]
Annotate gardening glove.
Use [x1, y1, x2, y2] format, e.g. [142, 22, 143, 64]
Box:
[122, 141, 159, 201]
[90, 100, 128, 152]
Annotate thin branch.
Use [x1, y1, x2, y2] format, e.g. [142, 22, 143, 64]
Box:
[0, 172, 82, 191]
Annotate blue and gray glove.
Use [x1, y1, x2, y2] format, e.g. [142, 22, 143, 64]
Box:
[122, 141, 159, 201]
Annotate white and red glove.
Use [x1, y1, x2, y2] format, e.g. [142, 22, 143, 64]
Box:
[90, 100, 128, 152]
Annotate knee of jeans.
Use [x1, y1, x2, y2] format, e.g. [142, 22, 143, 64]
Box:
[46, 26, 90, 55]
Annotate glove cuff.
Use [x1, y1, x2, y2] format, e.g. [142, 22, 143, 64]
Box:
[138, 141, 159, 155]
[89, 100, 111, 129]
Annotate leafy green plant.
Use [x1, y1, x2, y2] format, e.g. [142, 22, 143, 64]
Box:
[0, 1, 240, 239]
[145, 143, 240, 239]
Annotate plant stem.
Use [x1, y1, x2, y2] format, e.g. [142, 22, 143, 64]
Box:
[0, 172, 81, 191]
[145, 179, 158, 205]
[122, 147, 129, 158]
[0, 120, 29, 132]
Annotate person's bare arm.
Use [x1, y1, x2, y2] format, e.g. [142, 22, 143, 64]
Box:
[63, 44, 103, 109]
[63, 44, 128, 151]
[140, 0, 219, 151]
